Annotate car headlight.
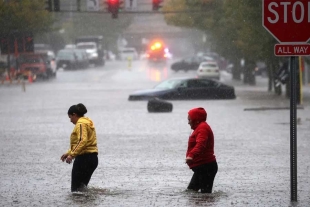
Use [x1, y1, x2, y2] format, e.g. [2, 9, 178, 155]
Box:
[89, 53, 98, 58]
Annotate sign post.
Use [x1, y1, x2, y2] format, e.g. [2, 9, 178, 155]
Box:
[263, 0, 310, 202]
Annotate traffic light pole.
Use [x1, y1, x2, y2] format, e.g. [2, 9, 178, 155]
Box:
[290, 56, 297, 202]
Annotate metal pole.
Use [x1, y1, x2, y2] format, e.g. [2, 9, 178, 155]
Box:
[290, 56, 297, 202]
[298, 57, 303, 105]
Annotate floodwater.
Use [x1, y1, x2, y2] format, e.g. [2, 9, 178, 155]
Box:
[1, 61, 310, 206]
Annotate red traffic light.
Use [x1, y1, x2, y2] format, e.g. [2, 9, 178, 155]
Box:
[152, 0, 163, 11]
[109, 0, 118, 4]
[105, 0, 123, 19]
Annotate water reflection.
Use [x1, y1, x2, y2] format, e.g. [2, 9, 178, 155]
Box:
[147, 65, 168, 82]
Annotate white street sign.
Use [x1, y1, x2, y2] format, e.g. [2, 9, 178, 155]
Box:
[125, 0, 137, 11]
[87, 0, 99, 11]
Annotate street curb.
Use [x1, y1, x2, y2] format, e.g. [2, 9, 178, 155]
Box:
[244, 106, 305, 111]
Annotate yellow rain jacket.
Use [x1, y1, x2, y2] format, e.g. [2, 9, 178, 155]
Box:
[67, 117, 98, 157]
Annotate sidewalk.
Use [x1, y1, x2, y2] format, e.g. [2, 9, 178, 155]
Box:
[222, 72, 310, 107]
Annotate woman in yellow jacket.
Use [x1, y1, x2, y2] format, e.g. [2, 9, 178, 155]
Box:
[61, 103, 98, 192]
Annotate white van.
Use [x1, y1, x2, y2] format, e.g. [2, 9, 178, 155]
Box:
[118, 47, 138, 61]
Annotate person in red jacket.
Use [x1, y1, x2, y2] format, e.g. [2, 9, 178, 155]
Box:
[185, 107, 218, 193]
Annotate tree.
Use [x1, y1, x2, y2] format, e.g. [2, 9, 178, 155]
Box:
[163, 0, 280, 88]
[0, 0, 54, 36]
[164, 0, 245, 80]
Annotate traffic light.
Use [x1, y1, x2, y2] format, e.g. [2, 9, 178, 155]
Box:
[105, 0, 123, 19]
[152, 0, 163, 11]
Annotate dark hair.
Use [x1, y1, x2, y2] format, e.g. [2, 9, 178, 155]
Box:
[68, 103, 87, 117]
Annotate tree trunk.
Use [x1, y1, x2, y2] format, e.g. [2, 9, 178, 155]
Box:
[243, 60, 256, 85]
[271, 58, 281, 95]
[232, 59, 241, 80]
[266, 60, 273, 91]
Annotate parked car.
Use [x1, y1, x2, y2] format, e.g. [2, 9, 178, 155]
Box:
[225, 63, 234, 73]
[34, 44, 53, 52]
[196, 52, 216, 61]
[34, 47, 57, 76]
[18, 53, 52, 80]
[56, 49, 79, 70]
[128, 77, 236, 100]
[36, 51, 57, 77]
[118, 47, 139, 60]
[76, 42, 101, 65]
[64, 44, 76, 49]
[171, 56, 213, 72]
[255, 62, 267, 76]
[104, 50, 116, 61]
[73, 49, 89, 69]
[197, 61, 220, 80]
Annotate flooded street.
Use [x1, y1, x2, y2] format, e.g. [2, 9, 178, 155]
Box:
[1, 60, 310, 207]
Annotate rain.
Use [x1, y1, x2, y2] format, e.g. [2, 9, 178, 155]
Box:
[1, 0, 310, 206]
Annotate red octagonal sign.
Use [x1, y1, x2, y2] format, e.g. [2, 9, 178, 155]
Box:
[263, 0, 310, 43]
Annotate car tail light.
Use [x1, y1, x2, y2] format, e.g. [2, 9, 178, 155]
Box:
[199, 69, 203, 72]
[215, 69, 219, 72]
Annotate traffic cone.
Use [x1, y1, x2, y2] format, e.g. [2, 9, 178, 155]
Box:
[6, 71, 11, 81]
[1, 74, 4, 84]
[1, 72, 9, 84]
[28, 71, 33, 83]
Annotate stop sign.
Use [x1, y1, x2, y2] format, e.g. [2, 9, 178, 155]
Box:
[263, 0, 310, 43]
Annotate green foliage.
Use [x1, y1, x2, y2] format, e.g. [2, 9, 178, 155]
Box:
[163, 0, 285, 83]
[163, 0, 276, 63]
[0, 0, 54, 35]
[163, 0, 194, 28]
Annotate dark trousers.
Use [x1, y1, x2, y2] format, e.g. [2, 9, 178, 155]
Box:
[187, 161, 218, 193]
[71, 153, 98, 192]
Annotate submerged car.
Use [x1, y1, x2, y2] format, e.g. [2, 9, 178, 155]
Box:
[128, 77, 236, 100]
[171, 56, 214, 72]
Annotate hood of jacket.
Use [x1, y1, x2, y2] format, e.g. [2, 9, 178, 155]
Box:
[76, 117, 94, 129]
[188, 107, 207, 130]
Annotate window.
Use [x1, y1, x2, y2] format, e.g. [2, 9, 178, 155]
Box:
[154, 79, 185, 89]
[187, 79, 216, 88]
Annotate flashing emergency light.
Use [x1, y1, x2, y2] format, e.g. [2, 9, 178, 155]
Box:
[154, 42, 162, 48]
[150, 42, 163, 50]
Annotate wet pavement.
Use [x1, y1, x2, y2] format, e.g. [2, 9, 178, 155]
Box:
[0, 61, 310, 206]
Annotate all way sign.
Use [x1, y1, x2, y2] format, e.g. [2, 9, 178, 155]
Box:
[274, 44, 310, 56]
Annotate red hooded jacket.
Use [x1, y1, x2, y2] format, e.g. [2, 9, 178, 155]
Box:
[186, 108, 216, 169]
